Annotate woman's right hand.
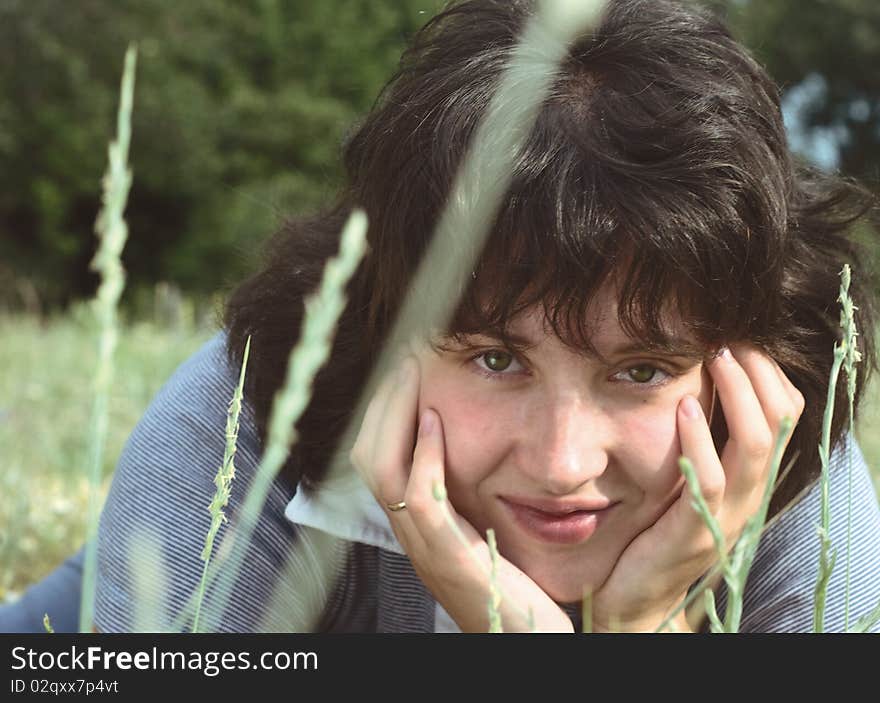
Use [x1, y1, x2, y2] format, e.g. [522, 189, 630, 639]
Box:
[349, 354, 574, 633]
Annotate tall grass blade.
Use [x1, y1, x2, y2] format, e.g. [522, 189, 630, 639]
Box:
[851, 600, 880, 633]
[130, 533, 168, 633]
[727, 416, 793, 632]
[168, 209, 368, 632]
[78, 44, 137, 633]
[322, 0, 609, 487]
[837, 265, 861, 631]
[486, 528, 503, 633]
[703, 590, 723, 633]
[812, 267, 855, 632]
[244, 0, 609, 635]
[654, 450, 802, 632]
[432, 481, 537, 631]
[192, 336, 251, 633]
[674, 417, 792, 632]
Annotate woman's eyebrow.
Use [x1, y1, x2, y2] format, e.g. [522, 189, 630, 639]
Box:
[471, 329, 703, 361]
[464, 329, 538, 350]
[599, 340, 705, 363]
[607, 340, 695, 356]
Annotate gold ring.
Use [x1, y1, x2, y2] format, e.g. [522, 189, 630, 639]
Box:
[386, 500, 407, 512]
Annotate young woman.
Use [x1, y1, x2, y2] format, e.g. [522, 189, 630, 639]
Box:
[5, 0, 879, 633]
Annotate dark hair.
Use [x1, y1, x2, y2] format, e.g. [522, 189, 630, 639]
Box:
[224, 0, 878, 519]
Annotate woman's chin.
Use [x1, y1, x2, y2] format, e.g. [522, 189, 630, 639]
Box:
[526, 564, 607, 605]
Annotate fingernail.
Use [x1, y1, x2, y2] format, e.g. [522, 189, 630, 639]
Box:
[712, 347, 733, 364]
[682, 395, 702, 419]
[419, 410, 435, 436]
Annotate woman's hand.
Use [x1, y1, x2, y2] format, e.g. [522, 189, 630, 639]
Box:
[590, 344, 805, 632]
[349, 354, 574, 633]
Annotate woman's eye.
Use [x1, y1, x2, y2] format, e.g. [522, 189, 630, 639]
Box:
[615, 364, 671, 388]
[468, 351, 675, 388]
[628, 365, 657, 383]
[483, 350, 513, 371]
[472, 349, 524, 377]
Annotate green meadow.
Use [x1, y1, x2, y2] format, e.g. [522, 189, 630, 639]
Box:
[0, 307, 213, 600]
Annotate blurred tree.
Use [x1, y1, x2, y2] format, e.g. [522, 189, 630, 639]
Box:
[709, 0, 880, 183]
[0, 0, 877, 309]
[0, 0, 436, 308]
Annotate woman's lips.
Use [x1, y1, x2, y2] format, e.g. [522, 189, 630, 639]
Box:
[500, 498, 617, 545]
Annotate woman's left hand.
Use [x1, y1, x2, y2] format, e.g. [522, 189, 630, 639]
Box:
[590, 343, 805, 632]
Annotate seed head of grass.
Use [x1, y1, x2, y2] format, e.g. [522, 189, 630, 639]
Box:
[486, 528, 503, 633]
[838, 264, 862, 631]
[673, 416, 793, 633]
[192, 335, 251, 633]
[79, 43, 138, 634]
[169, 209, 368, 633]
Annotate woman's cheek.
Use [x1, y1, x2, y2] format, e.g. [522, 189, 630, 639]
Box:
[632, 370, 713, 493]
[620, 403, 683, 495]
[435, 394, 509, 475]
[416, 365, 497, 471]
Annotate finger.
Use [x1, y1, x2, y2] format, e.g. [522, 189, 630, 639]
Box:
[706, 347, 774, 488]
[768, 357, 806, 421]
[404, 409, 451, 536]
[647, 394, 730, 567]
[393, 410, 482, 582]
[371, 356, 421, 507]
[404, 409, 489, 566]
[722, 346, 802, 507]
[729, 345, 802, 440]
[676, 394, 726, 519]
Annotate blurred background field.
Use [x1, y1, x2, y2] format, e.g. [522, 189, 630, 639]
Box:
[0, 297, 214, 601]
[2, 0, 880, 602]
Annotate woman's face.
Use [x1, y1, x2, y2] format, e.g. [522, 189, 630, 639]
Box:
[413, 283, 715, 603]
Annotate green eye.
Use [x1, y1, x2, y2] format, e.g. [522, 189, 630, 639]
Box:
[483, 350, 514, 372]
[628, 365, 657, 383]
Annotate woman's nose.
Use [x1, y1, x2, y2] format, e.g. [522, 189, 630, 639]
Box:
[521, 395, 609, 495]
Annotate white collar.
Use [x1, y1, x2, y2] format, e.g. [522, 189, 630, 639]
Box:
[283, 472, 461, 633]
[284, 472, 405, 554]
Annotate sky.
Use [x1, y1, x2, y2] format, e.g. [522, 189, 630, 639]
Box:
[781, 73, 848, 171]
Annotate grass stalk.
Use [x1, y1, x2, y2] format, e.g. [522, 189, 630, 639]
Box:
[321, 0, 609, 488]
[192, 336, 251, 633]
[168, 209, 368, 632]
[676, 415, 793, 633]
[852, 601, 880, 633]
[486, 528, 503, 633]
[78, 44, 137, 633]
[240, 0, 608, 635]
[432, 480, 538, 631]
[837, 265, 861, 631]
[703, 590, 723, 633]
[654, 451, 802, 632]
[811, 269, 855, 632]
[581, 589, 593, 634]
[130, 534, 168, 632]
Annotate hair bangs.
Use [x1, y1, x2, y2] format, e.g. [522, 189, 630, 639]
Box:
[434, 110, 757, 361]
[437, 202, 718, 363]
